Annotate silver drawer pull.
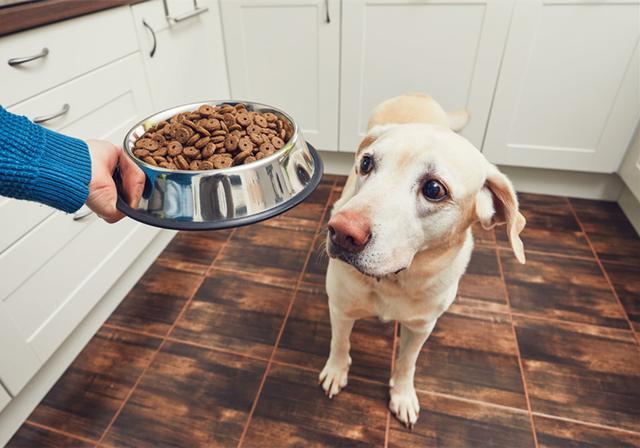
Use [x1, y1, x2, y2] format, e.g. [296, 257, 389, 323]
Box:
[73, 206, 93, 221]
[8, 47, 49, 67]
[171, 7, 208, 22]
[33, 103, 70, 124]
[163, 0, 208, 23]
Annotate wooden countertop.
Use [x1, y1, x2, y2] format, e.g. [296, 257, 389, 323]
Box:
[0, 0, 146, 37]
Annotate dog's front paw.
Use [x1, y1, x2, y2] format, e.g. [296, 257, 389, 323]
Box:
[318, 356, 351, 399]
[389, 384, 420, 428]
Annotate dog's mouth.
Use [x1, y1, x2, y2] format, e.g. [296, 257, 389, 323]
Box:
[326, 239, 406, 280]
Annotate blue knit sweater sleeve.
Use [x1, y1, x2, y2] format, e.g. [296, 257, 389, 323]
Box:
[0, 106, 91, 213]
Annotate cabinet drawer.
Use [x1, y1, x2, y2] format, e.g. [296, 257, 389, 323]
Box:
[4, 219, 159, 363]
[8, 53, 152, 142]
[0, 383, 10, 413]
[0, 198, 54, 254]
[0, 207, 96, 301]
[0, 6, 138, 107]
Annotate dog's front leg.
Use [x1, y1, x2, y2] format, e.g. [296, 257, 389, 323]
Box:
[389, 320, 436, 428]
[319, 306, 354, 398]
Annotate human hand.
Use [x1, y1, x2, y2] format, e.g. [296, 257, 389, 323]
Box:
[86, 140, 145, 223]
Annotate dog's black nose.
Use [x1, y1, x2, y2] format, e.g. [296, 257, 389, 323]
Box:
[328, 211, 371, 253]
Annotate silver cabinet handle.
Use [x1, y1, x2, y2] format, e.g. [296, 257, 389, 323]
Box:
[8, 47, 49, 67]
[325, 0, 330, 24]
[33, 103, 70, 124]
[73, 206, 93, 221]
[142, 19, 157, 58]
[163, 0, 208, 23]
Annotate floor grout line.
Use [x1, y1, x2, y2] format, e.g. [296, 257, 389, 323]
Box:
[95, 229, 237, 447]
[495, 245, 597, 262]
[495, 248, 540, 448]
[384, 321, 399, 447]
[236, 178, 339, 448]
[565, 198, 640, 347]
[531, 412, 640, 436]
[23, 420, 100, 446]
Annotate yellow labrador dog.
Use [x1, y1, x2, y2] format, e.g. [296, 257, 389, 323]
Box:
[320, 93, 526, 427]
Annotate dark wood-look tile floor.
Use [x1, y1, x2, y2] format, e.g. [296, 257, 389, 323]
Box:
[9, 177, 640, 448]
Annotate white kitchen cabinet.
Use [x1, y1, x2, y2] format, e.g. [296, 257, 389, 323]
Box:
[220, 0, 340, 150]
[132, 0, 230, 112]
[483, 0, 640, 173]
[0, 52, 158, 395]
[0, 385, 10, 413]
[0, 305, 40, 396]
[339, 0, 513, 152]
[620, 127, 640, 202]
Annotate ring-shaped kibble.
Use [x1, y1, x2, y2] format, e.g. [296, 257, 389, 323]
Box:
[236, 112, 252, 126]
[189, 160, 201, 170]
[223, 113, 236, 127]
[175, 126, 190, 144]
[214, 157, 233, 169]
[133, 149, 150, 157]
[202, 143, 216, 158]
[255, 151, 265, 160]
[152, 134, 166, 145]
[206, 118, 221, 131]
[249, 133, 263, 145]
[271, 136, 285, 149]
[254, 115, 267, 127]
[176, 155, 190, 170]
[238, 137, 253, 152]
[244, 156, 257, 164]
[264, 112, 277, 123]
[183, 146, 200, 159]
[195, 136, 210, 149]
[198, 105, 215, 116]
[225, 134, 239, 151]
[233, 149, 253, 164]
[195, 125, 210, 137]
[143, 156, 157, 166]
[187, 133, 200, 146]
[152, 147, 167, 157]
[167, 141, 183, 156]
[199, 160, 214, 170]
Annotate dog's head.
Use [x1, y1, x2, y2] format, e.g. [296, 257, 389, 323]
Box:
[326, 123, 526, 278]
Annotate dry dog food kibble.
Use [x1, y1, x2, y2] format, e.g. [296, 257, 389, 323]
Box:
[132, 103, 294, 170]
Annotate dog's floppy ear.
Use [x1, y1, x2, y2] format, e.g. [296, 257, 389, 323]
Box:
[475, 163, 526, 264]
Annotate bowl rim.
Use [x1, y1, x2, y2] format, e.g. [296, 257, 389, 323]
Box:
[123, 99, 301, 175]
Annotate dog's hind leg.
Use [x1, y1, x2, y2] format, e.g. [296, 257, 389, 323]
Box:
[319, 306, 354, 399]
[389, 319, 437, 428]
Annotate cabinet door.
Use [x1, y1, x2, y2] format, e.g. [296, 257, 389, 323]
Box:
[0, 383, 10, 412]
[620, 128, 640, 202]
[220, 0, 340, 150]
[339, 0, 512, 152]
[0, 305, 40, 395]
[132, 0, 230, 111]
[0, 54, 156, 395]
[484, 1, 640, 173]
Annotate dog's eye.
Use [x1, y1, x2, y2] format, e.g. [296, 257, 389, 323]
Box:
[422, 179, 448, 202]
[359, 155, 374, 175]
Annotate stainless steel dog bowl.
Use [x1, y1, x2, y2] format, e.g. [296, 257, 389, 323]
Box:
[115, 100, 323, 230]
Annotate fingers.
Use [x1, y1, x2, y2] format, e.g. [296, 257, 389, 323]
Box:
[118, 149, 146, 208]
[86, 181, 125, 223]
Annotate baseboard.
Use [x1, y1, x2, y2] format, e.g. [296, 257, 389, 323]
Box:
[0, 229, 176, 447]
[498, 166, 624, 201]
[318, 151, 353, 176]
[318, 151, 624, 201]
[618, 185, 640, 235]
